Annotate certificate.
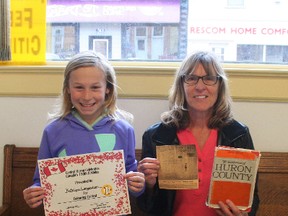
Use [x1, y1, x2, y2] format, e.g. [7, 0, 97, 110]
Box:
[38, 150, 131, 216]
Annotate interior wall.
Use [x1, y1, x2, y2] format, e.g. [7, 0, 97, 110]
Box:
[1, 97, 288, 206]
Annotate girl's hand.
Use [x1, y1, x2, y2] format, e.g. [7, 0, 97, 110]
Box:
[216, 199, 249, 216]
[138, 157, 160, 189]
[23, 186, 45, 208]
[125, 171, 145, 193]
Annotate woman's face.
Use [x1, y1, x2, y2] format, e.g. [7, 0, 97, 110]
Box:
[183, 63, 219, 116]
[68, 66, 109, 124]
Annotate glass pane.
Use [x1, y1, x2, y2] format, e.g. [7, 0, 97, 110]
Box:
[227, 0, 244, 7]
[237, 45, 263, 62]
[136, 27, 147, 37]
[46, 0, 288, 64]
[153, 26, 163, 37]
[46, 0, 183, 61]
[47, 23, 79, 60]
[266, 45, 288, 63]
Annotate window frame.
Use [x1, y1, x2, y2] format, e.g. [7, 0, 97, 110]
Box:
[2, 0, 288, 102]
[1, 61, 288, 103]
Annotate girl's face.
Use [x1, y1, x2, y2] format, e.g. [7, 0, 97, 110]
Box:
[68, 66, 109, 124]
[183, 63, 219, 117]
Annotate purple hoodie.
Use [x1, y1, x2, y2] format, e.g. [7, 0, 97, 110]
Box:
[33, 113, 137, 189]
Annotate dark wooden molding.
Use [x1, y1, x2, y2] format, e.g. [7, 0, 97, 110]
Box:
[258, 152, 288, 173]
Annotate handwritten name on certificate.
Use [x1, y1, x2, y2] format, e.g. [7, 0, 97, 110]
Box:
[38, 150, 131, 216]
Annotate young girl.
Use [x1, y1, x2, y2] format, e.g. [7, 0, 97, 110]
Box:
[23, 51, 145, 208]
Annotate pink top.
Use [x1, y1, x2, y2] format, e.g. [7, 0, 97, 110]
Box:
[173, 129, 218, 216]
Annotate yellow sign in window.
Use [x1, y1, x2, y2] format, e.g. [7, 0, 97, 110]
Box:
[10, 0, 46, 64]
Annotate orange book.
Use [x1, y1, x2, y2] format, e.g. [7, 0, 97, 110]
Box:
[206, 146, 261, 211]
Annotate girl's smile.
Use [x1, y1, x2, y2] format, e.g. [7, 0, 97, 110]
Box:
[68, 66, 109, 124]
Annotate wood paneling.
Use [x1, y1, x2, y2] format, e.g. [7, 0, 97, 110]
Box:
[1, 145, 288, 216]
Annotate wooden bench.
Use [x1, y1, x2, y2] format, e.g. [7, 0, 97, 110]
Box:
[1, 144, 288, 216]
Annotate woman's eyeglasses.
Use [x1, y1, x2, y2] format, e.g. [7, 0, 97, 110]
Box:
[182, 74, 221, 86]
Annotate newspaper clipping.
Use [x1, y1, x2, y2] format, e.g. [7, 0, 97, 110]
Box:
[156, 145, 198, 190]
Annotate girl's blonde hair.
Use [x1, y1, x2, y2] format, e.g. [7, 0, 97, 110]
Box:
[49, 51, 133, 123]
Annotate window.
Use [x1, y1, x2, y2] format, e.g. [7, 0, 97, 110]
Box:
[236, 44, 288, 63]
[7, 0, 286, 64]
[46, 0, 288, 63]
[2, 0, 288, 102]
[266, 45, 288, 63]
[227, 0, 244, 8]
[136, 27, 147, 37]
[237, 45, 263, 62]
[153, 26, 164, 37]
[46, 0, 182, 61]
[212, 47, 225, 61]
[47, 23, 79, 60]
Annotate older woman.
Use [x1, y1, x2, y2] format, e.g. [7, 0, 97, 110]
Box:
[137, 51, 259, 216]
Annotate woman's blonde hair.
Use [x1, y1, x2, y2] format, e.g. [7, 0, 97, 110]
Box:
[161, 50, 233, 129]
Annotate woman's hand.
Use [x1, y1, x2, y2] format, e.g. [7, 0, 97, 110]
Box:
[23, 186, 45, 208]
[216, 199, 249, 216]
[137, 157, 160, 189]
[125, 171, 145, 193]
